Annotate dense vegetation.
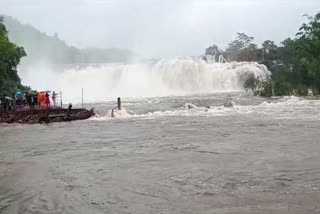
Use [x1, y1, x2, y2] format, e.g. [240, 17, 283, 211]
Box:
[205, 12, 320, 97]
[3, 15, 135, 65]
[0, 16, 29, 96]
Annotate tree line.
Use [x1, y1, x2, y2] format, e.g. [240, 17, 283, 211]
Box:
[0, 16, 29, 96]
[205, 12, 320, 96]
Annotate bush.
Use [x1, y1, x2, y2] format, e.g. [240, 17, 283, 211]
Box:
[273, 80, 293, 96]
[261, 80, 273, 97]
[294, 85, 308, 96]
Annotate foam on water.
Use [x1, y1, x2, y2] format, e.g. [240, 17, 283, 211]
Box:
[90, 96, 320, 121]
[55, 58, 270, 103]
[90, 108, 137, 121]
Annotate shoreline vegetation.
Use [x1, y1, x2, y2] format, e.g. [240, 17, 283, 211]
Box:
[0, 16, 29, 96]
[0, 12, 320, 98]
[204, 12, 320, 97]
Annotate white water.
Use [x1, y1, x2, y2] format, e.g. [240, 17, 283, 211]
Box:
[55, 57, 270, 103]
[90, 96, 320, 121]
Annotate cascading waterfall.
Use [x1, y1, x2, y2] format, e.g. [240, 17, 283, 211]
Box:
[55, 57, 271, 103]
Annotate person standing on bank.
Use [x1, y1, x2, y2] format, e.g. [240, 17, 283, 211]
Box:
[52, 91, 56, 106]
[1, 96, 6, 111]
[45, 92, 50, 108]
[30, 95, 35, 109]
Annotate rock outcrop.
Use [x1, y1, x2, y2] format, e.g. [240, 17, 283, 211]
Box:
[0, 108, 94, 124]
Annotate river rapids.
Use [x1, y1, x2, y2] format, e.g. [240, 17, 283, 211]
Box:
[1, 59, 320, 213]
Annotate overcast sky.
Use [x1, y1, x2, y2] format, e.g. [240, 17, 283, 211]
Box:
[1, 0, 319, 58]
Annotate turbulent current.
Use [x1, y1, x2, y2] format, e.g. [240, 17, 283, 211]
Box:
[1, 59, 320, 213]
[55, 58, 270, 103]
[1, 93, 320, 214]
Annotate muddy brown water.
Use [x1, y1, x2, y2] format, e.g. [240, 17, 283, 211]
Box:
[1, 93, 320, 214]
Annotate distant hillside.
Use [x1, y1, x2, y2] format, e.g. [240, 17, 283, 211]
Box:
[3, 15, 135, 65]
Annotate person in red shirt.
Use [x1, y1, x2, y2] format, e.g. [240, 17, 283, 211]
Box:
[45, 92, 50, 108]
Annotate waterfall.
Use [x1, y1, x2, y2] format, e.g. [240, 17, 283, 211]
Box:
[55, 57, 270, 103]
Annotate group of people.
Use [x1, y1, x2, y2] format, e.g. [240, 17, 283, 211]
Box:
[37, 91, 57, 108]
[0, 91, 59, 111]
[32, 91, 58, 108]
[0, 96, 13, 111]
[15, 92, 37, 107]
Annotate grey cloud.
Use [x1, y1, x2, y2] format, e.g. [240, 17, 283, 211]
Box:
[1, 0, 320, 58]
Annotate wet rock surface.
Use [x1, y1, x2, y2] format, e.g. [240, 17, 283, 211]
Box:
[0, 108, 94, 124]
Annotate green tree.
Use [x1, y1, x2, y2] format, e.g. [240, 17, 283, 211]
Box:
[0, 16, 27, 95]
[205, 44, 220, 56]
[243, 73, 272, 97]
[279, 38, 297, 63]
[243, 73, 259, 94]
[262, 40, 278, 50]
[295, 13, 320, 93]
[227, 33, 257, 51]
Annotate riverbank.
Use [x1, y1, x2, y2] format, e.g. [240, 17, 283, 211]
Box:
[0, 107, 94, 124]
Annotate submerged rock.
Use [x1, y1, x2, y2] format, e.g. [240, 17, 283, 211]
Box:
[223, 98, 237, 108]
[185, 103, 198, 110]
[223, 102, 234, 108]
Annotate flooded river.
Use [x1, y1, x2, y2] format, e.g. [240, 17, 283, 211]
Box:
[1, 93, 320, 214]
